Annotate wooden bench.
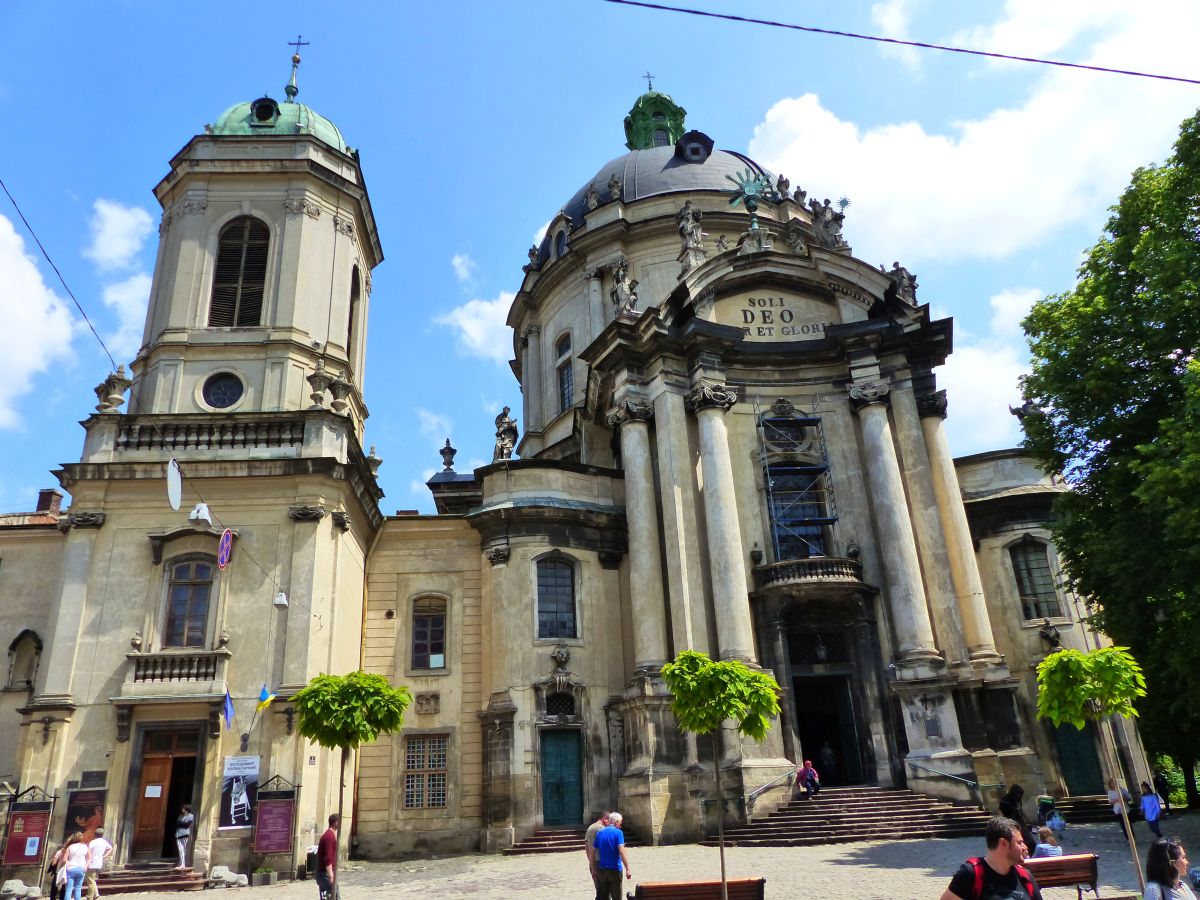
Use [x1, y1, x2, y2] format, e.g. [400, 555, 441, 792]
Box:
[1024, 853, 1138, 900]
[627, 876, 766, 899]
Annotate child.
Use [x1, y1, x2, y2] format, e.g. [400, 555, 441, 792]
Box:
[1033, 825, 1063, 858]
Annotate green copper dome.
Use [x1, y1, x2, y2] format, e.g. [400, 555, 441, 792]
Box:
[210, 96, 347, 153]
[624, 90, 687, 150]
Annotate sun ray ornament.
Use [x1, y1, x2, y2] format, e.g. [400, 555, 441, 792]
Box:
[725, 168, 774, 231]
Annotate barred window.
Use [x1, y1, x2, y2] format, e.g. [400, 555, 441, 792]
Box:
[537, 558, 576, 639]
[411, 597, 446, 670]
[403, 734, 448, 809]
[209, 217, 269, 327]
[1010, 538, 1062, 619]
[164, 559, 214, 648]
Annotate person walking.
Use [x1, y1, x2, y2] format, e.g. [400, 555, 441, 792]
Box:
[584, 810, 610, 897]
[1142, 781, 1165, 838]
[939, 816, 1042, 900]
[174, 805, 194, 870]
[46, 842, 66, 900]
[1143, 837, 1198, 900]
[84, 827, 113, 899]
[315, 814, 340, 900]
[1107, 778, 1132, 832]
[796, 760, 821, 799]
[592, 811, 632, 900]
[61, 832, 89, 900]
[1155, 770, 1174, 816]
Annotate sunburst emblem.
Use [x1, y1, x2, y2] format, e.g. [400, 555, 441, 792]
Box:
[726, 168, 775, 230]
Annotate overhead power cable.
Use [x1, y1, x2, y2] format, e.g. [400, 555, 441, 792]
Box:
[0, 175, 119, 370]
[601, 0, 1200, 86]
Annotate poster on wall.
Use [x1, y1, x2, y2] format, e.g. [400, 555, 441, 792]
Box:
[3, 803, 52, 866]
[252, 794, 296, 854]
[218, 756, 260, 829]
[62, 789, 106, 842]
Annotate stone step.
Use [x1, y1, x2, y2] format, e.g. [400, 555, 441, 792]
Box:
[503, 828, 644, 856]
[97, 867, 205, 894]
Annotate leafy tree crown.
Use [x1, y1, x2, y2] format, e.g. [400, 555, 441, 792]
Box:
[1036, 646, 1146, 730]
[292, 671, 412, 750]
[660, 650, 781, 741]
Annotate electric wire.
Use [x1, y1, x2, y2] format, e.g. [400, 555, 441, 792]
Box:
[0, 175, 119, 370]
[601, 0, 1200, 86]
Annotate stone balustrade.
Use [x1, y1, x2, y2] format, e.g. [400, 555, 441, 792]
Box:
[754, 556, 863, 588]
[115, 415, 305, 453]
[119, 648, 231, 700]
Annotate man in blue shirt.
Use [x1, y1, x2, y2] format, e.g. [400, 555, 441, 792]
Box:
[592, 811, 632, 900]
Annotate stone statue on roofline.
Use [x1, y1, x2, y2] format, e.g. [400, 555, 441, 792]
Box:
[607, 173, 623, 203]
[585, 183, 600, 210]
[611, 258, 640, 315]
[882, 260, 918, 304]
[493, 407, 518, 461]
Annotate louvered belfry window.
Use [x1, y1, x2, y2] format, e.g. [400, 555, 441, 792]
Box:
[208, 217, 269, 327]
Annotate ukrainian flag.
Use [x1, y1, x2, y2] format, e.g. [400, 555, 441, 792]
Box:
[256, 684, 275, 712]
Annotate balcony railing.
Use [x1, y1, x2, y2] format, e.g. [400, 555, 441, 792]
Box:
[119, 648, 231, 699]
[754, 556, 863, 589]
[115, 415, 305, 453]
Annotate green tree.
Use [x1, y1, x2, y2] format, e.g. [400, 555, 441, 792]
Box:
[292, 671, 411, 854]
[660, 651, 780, 900]
[1020, 106, 1200, 804]
[1037, 647, 1147, 892]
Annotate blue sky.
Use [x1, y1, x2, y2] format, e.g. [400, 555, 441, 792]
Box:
[0, 1, 1197, 514]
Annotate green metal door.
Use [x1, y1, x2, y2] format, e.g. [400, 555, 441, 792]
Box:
[1055, 722, 1105, 795]
[541, 730, 583, 826]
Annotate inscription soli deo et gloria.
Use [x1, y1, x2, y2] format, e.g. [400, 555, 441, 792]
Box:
[737, 295, 831, 339]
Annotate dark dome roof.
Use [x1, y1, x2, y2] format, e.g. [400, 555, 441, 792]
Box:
[538, 139, 773, 262]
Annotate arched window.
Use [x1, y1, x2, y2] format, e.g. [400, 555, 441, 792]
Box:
[537, 557, 576, 639]
[555, 334, 573, 415]
[164, 558, 215, 647]
[6, 630, 41, 691]
[411, 596, 447, 670]
[1010, 537, 1062, 619]
[209, 216, 269, 326]
[348, 266, 362, 362]
[652, 128, 670, 147]
[555, 230, 568, 259]
[759, 401, 836, 561]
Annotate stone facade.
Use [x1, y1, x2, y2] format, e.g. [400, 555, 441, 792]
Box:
[0, 83, 1150, 879]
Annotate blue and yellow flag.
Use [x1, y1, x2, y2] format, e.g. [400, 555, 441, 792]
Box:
[256, 684, 275, 712]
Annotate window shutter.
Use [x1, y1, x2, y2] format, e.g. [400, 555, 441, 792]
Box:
[208, 217, 269, 327]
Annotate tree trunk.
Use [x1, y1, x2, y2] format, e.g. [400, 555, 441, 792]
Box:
[1101, 718, 1145, 894]
[713, 732, 727, 900]
[337, 746, 347, 886]
[1180, 754, 1198, 810]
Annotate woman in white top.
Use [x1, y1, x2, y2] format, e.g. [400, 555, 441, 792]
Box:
[61, 832, 88, 900]
[1144, 837, 1198, 900]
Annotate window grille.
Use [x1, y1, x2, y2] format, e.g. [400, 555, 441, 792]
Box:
[1010, 539, 1062, 619]
[537, 559, 576, 639]
[403, 734, 449, 809]
[209, 217, 269, 326]
[652, 128, 669, 146]
[545, 692, 575, 717]
[164, 560, 214, 648]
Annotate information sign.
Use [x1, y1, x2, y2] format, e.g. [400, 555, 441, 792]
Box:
[3, 803, 51, 866]
[252, 794, 296, 854]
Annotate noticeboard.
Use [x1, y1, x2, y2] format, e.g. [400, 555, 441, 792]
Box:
[252, 792, 296, 854]
[3, 802, 52, 866]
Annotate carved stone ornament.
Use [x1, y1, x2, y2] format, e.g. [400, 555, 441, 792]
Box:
[363, 269, 373, 296]
[130, 630, 143, 652]
[493, 406, 518, 461]
[158, 212, 171, 235]
[585, 183, 600, 211]
[715, 234, 729, 252]
[328, 376, 352, 415]
[610, 258, 639, 316]
[527, 245, 539, 267]
[848, 380, 892, 411]
[288, 505, 327, 522]
[115, 706, 131, 743]
[367, 445, 383, 475]
[415, 691, 440, 715]
[769, 397, 797, 418]
[686, 383, 738, 414]
[284, 197, 321, 219]
[550, 646, 573, 695]
[784, 219, 808, 255]
[331, 511, 351, 532]
[882, 260, 918, 305]
[809, 197, 848, 250]
[306, 359, 335, 409]
[918, 390, 949, 420]
[62, 511, 107, 530]
[181, 198, 208, 216]
[333, 215, 356, 242]
[439, 438, 457, 472]
[693, 285, 717, 318]
[607, 398, 654, 428]
[607, 173, 623, 203]
[598, 549, 623, 570]
[94, 365, 132, 414]
[484, 545, 511, 566]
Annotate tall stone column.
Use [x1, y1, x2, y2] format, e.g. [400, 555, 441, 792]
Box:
[585, 268, 605, 335]
[522, 325, 543, 434]
[848, 381, 941, 665]
[609, 398, 668, 672]
[918, 391, 1000, 662]
[37, 513, 106, 703]
[686, 384, 755, 663]
[890, 385, 969, 665]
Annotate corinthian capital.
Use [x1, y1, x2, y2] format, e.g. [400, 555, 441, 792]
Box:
[686, 383, 738, 414]
[848, 379, 891, 412]
[916, 389, 948, 419]
[607, 398, 654, 428]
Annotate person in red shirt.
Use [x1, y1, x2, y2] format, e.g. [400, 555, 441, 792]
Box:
[315, 814, 339, 900]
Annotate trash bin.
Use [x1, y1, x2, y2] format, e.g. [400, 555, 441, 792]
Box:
[304, 847, 319, 879]
[1037, 795, 1055, 824]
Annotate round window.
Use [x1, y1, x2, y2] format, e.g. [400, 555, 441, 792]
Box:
[202, 373, 244, 409]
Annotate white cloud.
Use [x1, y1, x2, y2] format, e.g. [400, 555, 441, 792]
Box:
[102, 273, 151, 360]
[450, 253, 476, 284]
[409, 467, 437, 496]
[0, 215, 76, 428]
[532, 220, 551, 246]
[870, 0, 922, 71]
[950, 0, 1118, 64]
[938, 287, 1041, 454]
[82, 199, 153, 271]
[747, 4, 1200, 266]
[434, 291, 515, 365]
[416, 408, 452, 440]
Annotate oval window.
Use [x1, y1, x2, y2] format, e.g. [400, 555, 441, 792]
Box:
[202, 372, 244, 409]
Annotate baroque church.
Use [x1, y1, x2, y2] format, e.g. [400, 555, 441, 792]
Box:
[0, 60, 1150, 879]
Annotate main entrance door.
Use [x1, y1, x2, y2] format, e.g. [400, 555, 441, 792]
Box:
[1055, 722, 1104, 795]
[132, 728, 200, 858]
[793, 675, 864, 785]
[541, 730, 583, 826]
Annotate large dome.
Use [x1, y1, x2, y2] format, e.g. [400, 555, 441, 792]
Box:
[538, 140, 773, 262]
[210, 96, 348, 153]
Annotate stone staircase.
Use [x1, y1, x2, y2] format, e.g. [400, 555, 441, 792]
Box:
[1053, 794, 1117, 824]
[97, 862, 205, 894]
[702, 785, 992, 847]
[503, 825, 645, 855]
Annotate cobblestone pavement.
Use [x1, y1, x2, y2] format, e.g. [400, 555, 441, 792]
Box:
[109, 815, 1197, 898]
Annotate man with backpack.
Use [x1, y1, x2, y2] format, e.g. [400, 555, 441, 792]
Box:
[940, 817, 1043, 900]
